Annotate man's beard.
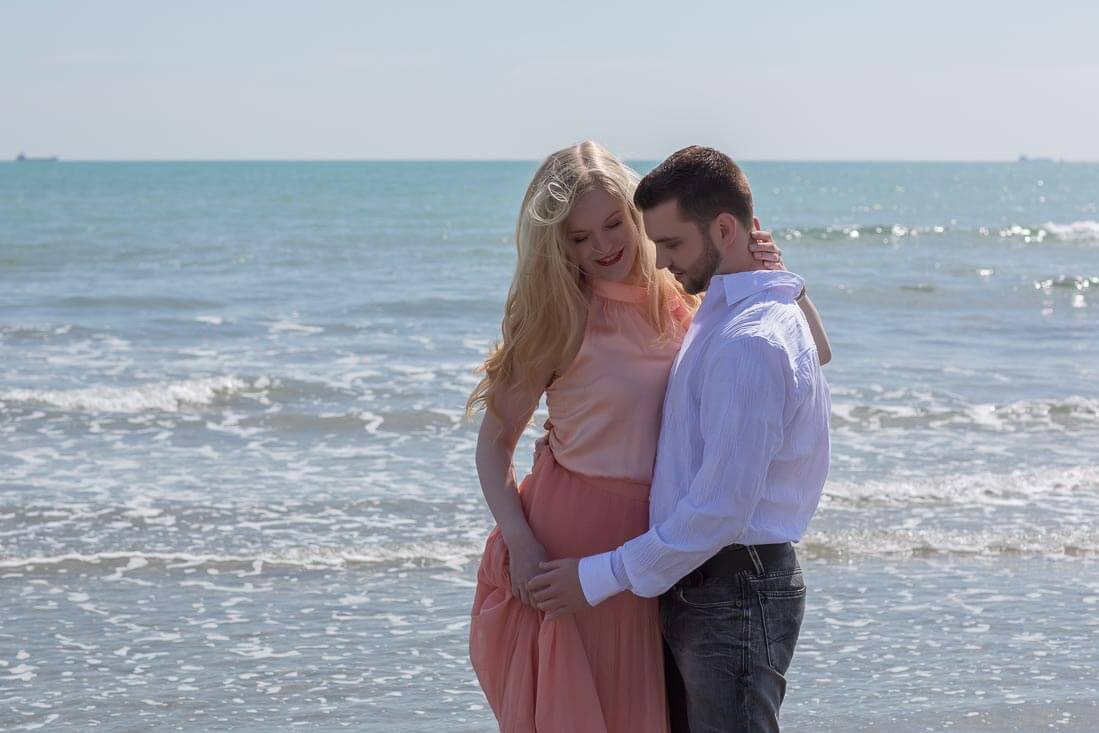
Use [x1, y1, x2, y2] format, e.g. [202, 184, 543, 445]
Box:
[682, 229, 722, 294]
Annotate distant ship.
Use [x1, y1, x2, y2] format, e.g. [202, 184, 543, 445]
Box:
[1017, 154, 1054, 163]
[15, 152, 58, 162]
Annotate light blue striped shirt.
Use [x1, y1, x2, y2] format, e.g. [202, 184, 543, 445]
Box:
[578, 270, 831, 605]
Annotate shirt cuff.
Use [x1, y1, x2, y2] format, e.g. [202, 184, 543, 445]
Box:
[578, 551, 628, 607]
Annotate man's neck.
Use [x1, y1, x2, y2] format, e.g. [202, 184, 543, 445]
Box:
[713, 237, 766, 276]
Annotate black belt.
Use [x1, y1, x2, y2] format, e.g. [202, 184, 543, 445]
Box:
[675, 542, 796, 588]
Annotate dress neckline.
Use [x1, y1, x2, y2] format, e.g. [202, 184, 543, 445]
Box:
[589, 278, 648, 304]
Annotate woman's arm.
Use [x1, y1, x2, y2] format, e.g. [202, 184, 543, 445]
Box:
[796, 293, 832, 365]
[474, 367, 552, 606]
[747, 226, 833, 366]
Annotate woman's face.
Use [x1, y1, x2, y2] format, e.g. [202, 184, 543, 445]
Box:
[563, 187, 641, 284]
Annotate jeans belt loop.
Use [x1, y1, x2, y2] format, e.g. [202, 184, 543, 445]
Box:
[746, 544, 765, 576]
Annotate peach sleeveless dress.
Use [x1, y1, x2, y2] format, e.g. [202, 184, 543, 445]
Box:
[470, 279, 690, 733]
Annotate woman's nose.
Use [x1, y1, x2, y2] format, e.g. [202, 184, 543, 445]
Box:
[592, 231, 611, 254]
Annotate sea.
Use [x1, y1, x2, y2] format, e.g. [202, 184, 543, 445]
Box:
[1, 160, 1097, 731]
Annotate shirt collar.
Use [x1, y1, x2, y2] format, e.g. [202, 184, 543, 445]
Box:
[714, 270, 805, 308]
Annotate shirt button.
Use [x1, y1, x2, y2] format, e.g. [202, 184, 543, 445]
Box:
[735, 600, 743, 608]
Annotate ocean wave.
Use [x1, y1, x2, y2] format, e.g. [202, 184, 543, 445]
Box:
[3, 526, 1097, 574]
[265, 318, 324, 335]
[211, 408, 460, 435]
[801, 525, 1099, 558]
[0, 324, 98, 342]
[0, 376, 263, 414]
[777, 224, 947, 241]
[824, 465, 1099, 506]
[831, 396, 1099, 431]
[0, 378, 467, 439]
[1041, 219, 1099, 244]
[0, 543, 482, 573]
[774, 220, 1099, 245]
[358, 296, 502, 321]
[56, 294, 222, 310]
[2, 466, 1097, 569]
[1032, 275, 1097, 291]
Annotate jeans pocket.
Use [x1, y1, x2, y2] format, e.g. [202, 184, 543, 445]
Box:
[757, 586, 806, 675]
[676, 581, 741, 609]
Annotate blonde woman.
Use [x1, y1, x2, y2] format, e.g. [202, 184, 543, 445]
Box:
[467, 141, 829, 732]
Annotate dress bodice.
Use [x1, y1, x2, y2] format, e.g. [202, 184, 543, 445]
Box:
[544, 279, 690, 483]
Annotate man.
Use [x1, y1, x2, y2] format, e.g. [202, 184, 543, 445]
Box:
[528, 146, 831, 732]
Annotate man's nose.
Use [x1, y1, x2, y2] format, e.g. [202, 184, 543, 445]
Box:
[655, 249, 670, 270]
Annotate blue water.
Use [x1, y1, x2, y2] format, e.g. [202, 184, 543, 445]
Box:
[1, 161, 1097, 731]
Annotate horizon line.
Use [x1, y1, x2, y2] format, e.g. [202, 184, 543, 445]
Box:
[3, 156, 1093, 164]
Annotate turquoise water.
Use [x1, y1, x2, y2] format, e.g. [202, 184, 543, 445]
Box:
[1, 161, 1097, 730]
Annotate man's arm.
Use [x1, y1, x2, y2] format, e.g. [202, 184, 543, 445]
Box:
[579, 336, 790, 605]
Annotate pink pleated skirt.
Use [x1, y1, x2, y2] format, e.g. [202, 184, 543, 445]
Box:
[469, 450, 668, 733]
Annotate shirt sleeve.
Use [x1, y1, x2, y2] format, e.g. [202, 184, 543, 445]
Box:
[589, 336, 790, 600]
[577, 551, 629, 606]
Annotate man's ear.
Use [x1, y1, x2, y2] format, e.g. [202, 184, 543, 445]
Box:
[715, 212, 740, 248]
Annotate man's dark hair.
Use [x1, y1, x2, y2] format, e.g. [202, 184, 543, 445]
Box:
[634, 145, 753, 230]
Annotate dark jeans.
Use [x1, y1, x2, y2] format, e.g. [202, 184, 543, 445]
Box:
[660, 544, 805, 733]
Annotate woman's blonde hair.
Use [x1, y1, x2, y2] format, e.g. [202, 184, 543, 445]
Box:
[467, 141, 698, 418]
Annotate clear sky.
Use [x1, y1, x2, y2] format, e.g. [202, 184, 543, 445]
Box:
[3, 0, 1097, 161]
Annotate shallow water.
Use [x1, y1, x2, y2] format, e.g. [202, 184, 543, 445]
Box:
[1, 160, 1097, 730]
[4, 555, 1096, 731]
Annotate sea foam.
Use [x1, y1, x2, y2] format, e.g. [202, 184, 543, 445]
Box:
[1042, 220, 1099, 244]
[0, 376, 262, 414]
